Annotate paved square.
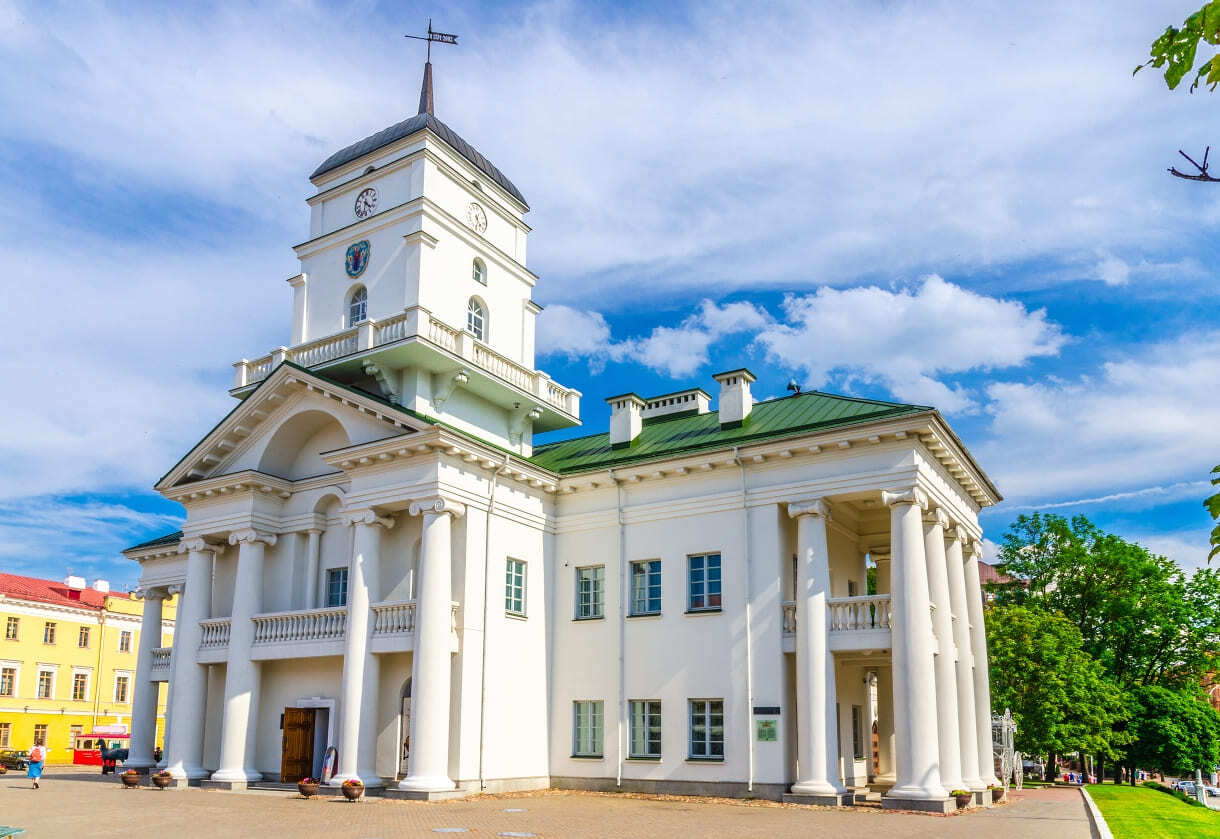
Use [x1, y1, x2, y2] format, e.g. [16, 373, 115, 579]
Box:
[0, 770, 1092, 838]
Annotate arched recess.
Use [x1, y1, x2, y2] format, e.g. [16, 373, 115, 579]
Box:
[258, 410, 350, 480]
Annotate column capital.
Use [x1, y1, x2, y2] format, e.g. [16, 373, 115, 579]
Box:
[409, 496, 466, 519]
[228, 528, 277, 547]
[922, 507, 950, 530]
[165, 583, 184, 596]
[178, 537, 222, 555]
[945, 525, 969, 545]
[881, 486, 928, 510]
[305, 527, 325, 536]
[343, 509, 396, 529]
[967, 540, 984, 561]
[787, 497, 830, 520]
[134, 586, 171, 601]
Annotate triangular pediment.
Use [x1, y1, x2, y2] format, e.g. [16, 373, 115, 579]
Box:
[156, 363, 432, 491]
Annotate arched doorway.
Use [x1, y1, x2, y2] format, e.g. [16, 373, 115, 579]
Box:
[399, 677, 412, 778]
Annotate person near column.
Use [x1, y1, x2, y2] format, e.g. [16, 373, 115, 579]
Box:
[127, 587, 168, 771]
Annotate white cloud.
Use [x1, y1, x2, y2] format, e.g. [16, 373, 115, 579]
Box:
[756, 275, 1065, 413]
[1096, 254, 1131, 286]
[1130, 531, 1213, 572]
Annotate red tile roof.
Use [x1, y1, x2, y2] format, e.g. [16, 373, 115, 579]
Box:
[977, 560, 1013, 586]
[0, 572, 109, 611]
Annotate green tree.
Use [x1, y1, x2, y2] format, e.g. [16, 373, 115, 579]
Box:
[1207, 464, 1220, 561]
[987, 604, 1127, 779]
[1137, 2, 1220, 91]
[1125, 685, 1220, 777]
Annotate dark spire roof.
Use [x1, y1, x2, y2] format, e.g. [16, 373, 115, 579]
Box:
[310, 64, 528, 208]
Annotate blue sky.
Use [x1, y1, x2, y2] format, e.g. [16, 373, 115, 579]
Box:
[1, 0, 1218, 590]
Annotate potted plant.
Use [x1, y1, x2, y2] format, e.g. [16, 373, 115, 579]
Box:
[989, 784, 1004, 802]
[151, 770, 173, 789]
[297, 776, 320, 798]
[951, 789, 973, 809]
[341, 778, 364, 801]
[0, 764, 6, 775]
[121, 769, 141, 788]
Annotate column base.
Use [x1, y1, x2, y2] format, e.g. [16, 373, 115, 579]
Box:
[783, 791, 855, 807]
[396, 774, 457, 793]
[882, 795, 955, 814]
[384, 787, 472, 802]
[124, 759, 157, 773]
[167, 765, 211, 781]
[327, 772, 384, 789]
[209, 767, 263, 783]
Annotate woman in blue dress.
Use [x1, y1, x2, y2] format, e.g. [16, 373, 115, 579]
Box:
[27, 744, 44, 789]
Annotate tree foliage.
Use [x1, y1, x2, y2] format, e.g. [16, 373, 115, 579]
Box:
[1207, 464, 1220, 562]
[1126, 684, 1220, 774]
[1137, 2, 1220, 91]
[987, 604, 1127, 760]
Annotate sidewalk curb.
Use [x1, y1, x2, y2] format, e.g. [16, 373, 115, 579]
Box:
[1080, 787, 1114, 839]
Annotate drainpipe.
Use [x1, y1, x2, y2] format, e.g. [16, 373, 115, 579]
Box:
[611, 469, 626, 788]
[92, 610, 106, 732]
[478, 454, 511, 791]
[732, 447, 756, 793]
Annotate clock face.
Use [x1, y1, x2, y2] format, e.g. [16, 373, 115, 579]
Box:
[354, 187, 378, 219]
[467, 202, 488, 233]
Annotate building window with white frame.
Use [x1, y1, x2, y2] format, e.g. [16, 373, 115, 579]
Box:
[630, 560, 661, 616]
[36, 668, 55, 699]
[851, 705, 864, 759]
[114, 672, 131, 704]
[505, 559, 526, 616]
[5, 616, 18, 640]
[572, 700, 603, 758]
[0, 722, 9, 748]
[472, 257, 487, 285]
[688, 698, 724, 760]
[326, 567, 349, 608]
[71, 671, 89, 701]
[629, 700, 662, 759]
[33, 723, 47, 747]
[347, 285, 367, 327]
[43, 622, 56, 644]
[575, 566, 604, 620]
[0, 666, 15, 697]
[118, 630, 132, 653]
[467, 297, 486, 341]
[78, 626, 90, 648]
[687, 553, 722, 611]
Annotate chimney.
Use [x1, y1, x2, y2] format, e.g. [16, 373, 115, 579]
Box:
[606, 393, 646, 448]
[91, 579, 110, 593]
[713, 368, 757, 428]
[64, 575, 86, 590]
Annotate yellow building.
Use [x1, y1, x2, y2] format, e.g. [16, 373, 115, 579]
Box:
[0, 572, 175, 764]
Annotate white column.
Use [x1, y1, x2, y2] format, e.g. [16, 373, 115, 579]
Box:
[332, 510, 393, 787]
[127, 588, 167, 770]
[165, 540, 216, 780]
[923, 508, 964, 793]
[946, 527, 984, 790]
[963, 540, 1000, 785]
[304, 528, 322, 609]
[873, 552, 891, 595]
[398, 496, 464, 792]
[882, 487, 948, 802]
[212, 528, 275, 782]
[787, 499, 847, 799]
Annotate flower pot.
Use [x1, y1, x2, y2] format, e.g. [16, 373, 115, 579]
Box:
[121, 773, 141, 788]
[991, 787, 1004, 803]
[341, 784, 364, 801]
[954, 792, 973, 809]
[298, 782, 320, 798]
[0, 765, 7, 775]
[151, 774, 172, 789]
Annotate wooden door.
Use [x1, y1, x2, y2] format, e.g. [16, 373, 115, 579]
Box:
[281, 707, 316, 782]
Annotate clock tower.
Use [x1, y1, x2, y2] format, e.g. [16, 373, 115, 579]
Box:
[229, 62, 580, 454]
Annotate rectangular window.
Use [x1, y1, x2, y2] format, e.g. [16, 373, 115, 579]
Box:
[687, 554, 722, 611]
[36, 669, 54, 699]
[0, 667, 14, 696]
[69, 724, 83, 748]
[72, 671, 88, 701]
[629, 699, 662, 758]
[688, 699, 724, 760]
[505, 559, 526, 616]
[33, 724, 47, 747]
[4, 617, 17, 640]
[0, 722, 9, 748]
[118, 630, 132, 653]
[43, 622, 56, 644]
[115, 674, 130, 704]
[572, 700, 603, 757]
[326, 568, 349, 608]
[78, 626, 90, 648]
[575, 566, 605, 619]
[851, 705, 864, 759]
[630, 560, 662, 616]
[847, 580, 858, 598]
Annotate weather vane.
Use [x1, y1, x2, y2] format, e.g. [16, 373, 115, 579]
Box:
[405, 19, 458, 63]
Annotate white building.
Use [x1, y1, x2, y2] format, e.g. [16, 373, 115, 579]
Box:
[125, 62, 1002, 813]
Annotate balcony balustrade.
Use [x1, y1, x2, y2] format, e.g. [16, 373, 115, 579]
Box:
[781, 594, 893, 653]
[149, 646, 172, 682]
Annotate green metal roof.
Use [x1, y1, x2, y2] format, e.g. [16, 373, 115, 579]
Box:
[125, 530, 183, 553]
[530, 391, 929, 474]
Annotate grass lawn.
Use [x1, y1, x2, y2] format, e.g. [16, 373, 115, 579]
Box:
[1088, 783, 1220, 839]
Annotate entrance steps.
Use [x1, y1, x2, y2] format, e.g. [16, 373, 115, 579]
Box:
[244, 781, 387, 797]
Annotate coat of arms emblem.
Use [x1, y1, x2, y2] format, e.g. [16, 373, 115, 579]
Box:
[345, 240, 370, 278]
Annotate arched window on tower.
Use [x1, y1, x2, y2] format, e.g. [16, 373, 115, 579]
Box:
[348, 286, 367, 328]
[467, 297, 487, 342]
[472, 258, 487, 285]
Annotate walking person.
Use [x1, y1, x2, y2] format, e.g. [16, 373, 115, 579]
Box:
[27, 743, 44, 789]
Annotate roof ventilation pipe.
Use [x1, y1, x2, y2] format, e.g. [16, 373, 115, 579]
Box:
[64, 575, 86, 590]
[605, 394, 645, 448]
[713, 368, 757, 429]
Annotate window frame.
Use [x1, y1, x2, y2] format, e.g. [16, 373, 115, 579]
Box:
[325, 567, 350, 608]
[347, 285, 368, 327]
[851, 704, 864, 760]
[78, 625, 90, 648]
[118, 630, 132, 653]
[505, 558, 527, 617]
[32, 723, 47, 747]
[71, 669, 90, 702]
[688, 698, 725, 761]
[686, 553, 723, 613]
[574, 565, 605, 620]
[467, 297, 487, 342]
[0, 721, 10, 748]
[114, 671, 132, 704]
[472, 257, 487, 285]
[0, 662, 17, 697]
[4, 616, 17, 641]
[628, 699, 663, 759]
[629, 559, 662, 616]
[36, 667, 56, 699]
[43, 621, 56, 645]
[572, 700, 604, 758]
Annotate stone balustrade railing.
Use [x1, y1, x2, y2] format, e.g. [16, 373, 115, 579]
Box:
[371, 600, 416, 635]
[252, 606, 347, 645]
[782, 601, 797, 634]
[199, 618, 231, 648]
[231, 306, 580, 418]
[781, 594, 893, 635]
[150, 647, 172, 669]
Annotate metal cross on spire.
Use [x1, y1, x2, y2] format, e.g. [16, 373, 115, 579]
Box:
[405, 19, 458, 116]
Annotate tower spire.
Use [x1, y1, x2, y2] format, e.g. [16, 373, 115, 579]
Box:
[405, 19, 458, 117]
